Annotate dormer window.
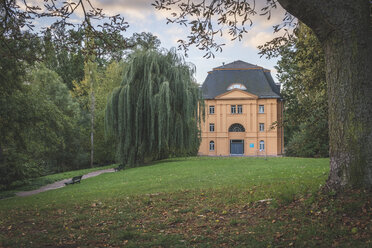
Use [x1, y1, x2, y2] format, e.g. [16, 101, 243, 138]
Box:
[227, 83, 247, 91]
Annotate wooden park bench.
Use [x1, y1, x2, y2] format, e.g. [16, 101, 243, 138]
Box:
[64, 175, 83, 185]
[114, 165, 124, 172]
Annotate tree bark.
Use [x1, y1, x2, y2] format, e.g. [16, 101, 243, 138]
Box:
[0, 144, 3, 164]
[90, 71, 95, 168]
[278, 0, 372, 189]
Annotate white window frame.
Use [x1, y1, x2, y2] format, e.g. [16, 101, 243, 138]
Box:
[231, 105, 236, 114]
[209, 123, 215, 132]
[237, 105, 243, 114]
[259, 123, 265, 132]
[209, 105, 215, 114]
[209, 141, 215, 151]
[259, 105, 265, 113]
[259, 140, 265, 151]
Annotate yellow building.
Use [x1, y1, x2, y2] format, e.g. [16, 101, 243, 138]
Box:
[198, 60, 284, 156]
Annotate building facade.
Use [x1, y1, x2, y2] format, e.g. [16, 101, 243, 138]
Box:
[198, 60, 284, 156]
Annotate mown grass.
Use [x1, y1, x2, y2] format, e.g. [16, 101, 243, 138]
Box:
[0, 157, 371, 247]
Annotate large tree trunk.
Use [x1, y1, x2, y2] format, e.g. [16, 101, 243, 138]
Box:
[278, 0, 372, 189]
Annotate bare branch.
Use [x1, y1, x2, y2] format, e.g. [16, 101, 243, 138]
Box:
[1, 0, 129, 57]
[153, 0, 297, 57]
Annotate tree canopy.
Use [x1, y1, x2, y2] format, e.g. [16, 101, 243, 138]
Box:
[1, 1, 167, 186]
[105, 49, 202, 166]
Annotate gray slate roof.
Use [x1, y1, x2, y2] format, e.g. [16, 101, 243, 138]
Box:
[202, 60, 281, 99]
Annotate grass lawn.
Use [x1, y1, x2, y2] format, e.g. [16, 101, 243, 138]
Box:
[0, 164, 116, 199]
[0, 157, 371, 247]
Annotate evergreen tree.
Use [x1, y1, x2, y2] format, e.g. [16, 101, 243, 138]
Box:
[105, 49, 202, 167]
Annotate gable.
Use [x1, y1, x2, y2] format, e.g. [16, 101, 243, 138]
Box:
[215, 89, 258, 100]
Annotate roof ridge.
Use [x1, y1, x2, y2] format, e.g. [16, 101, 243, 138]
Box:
[214, 60, 268, 70]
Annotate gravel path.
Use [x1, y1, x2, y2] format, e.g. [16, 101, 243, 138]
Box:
[16, 168, 116, 197]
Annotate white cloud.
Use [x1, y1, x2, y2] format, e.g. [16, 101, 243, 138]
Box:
[244, 30, 274, 48]
[160, 24, 191, 47]
[85, 0, 155, 22]
[244, 24, 288, 48]
[63, 0, 289, 50]
[255, 1, 287, 28]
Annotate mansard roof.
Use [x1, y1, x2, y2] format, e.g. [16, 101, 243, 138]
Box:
[201, 60, 281, 99]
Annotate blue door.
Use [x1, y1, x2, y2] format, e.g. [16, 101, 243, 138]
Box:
[230, 140, 244, 155]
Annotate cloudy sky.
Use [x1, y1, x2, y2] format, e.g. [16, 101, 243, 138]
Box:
[39, 0, 288, 84]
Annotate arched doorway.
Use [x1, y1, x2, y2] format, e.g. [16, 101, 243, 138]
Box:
[229, 123, 245, 155]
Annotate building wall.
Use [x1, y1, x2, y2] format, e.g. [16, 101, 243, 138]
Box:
[198, 90, 283, 156]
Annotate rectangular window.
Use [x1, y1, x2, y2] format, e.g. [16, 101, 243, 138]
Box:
[259, 105, 265, 113]
[231, 105, 236, 114]
[237, 105, 243, 114]
[209, 105, 215, 114]
[209, 123, 215, 132]
[259, 123, 265, 132]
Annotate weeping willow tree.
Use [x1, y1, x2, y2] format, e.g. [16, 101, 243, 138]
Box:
[105, 49, 203, 167]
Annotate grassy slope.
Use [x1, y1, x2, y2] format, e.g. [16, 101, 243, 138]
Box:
[1, 157, 327, 206]
[0, 164, 116, 199]
[0, 157, 371, 247]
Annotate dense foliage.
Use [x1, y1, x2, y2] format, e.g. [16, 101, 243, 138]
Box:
[0, 27, 43, 188]
[105, 49, 202, 166]
[0, 65, 88, 188]
[276, 24, 328, 157]
[0, 18, 162, 188]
